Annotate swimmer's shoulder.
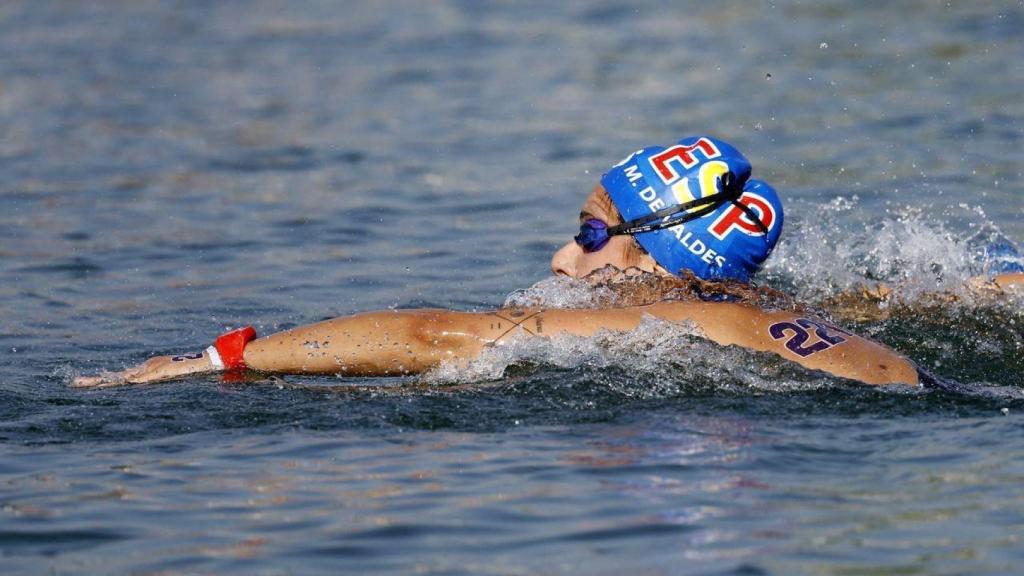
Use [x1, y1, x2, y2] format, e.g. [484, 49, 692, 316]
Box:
[640, 301, 920, 386]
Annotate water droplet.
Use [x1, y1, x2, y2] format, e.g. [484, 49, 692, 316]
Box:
[1001, 407, 1010, 415]
[820, 42, 829, 49]
[765, 72, 772, 80]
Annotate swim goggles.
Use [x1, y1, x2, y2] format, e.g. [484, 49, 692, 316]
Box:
[574, 171, 770, 253]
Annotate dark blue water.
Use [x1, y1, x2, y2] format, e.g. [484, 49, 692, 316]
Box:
[2, 1, 1023, 574]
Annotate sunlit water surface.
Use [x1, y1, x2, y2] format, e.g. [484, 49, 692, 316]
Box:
[2, 1, 1023, 574]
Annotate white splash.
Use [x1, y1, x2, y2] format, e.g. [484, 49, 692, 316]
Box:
[502, 274, 613, 309]
[763, 197, 1023, 302]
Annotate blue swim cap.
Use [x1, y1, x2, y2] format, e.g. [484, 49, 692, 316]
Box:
[601, 136, 784, 282]
[984, 240, 1024, 274]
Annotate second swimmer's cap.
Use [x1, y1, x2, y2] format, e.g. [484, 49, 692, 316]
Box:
[601, 136, 784, 282]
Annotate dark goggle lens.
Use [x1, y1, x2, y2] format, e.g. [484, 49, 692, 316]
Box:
[574, 218, 611, 253]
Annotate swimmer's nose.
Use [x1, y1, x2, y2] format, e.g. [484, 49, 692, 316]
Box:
[550, 241, 578, 277]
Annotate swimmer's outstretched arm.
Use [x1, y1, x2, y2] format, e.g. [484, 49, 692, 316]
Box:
[73, 310, 492, 388]
[824, 271, 1024, 323]
[72, 310, 533, 387]
[993, 272, 1024, 290]
[73, 303, 920, 388]
[858, 271, 1023, 300]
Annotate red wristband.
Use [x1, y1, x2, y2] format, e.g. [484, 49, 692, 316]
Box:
[213, 326, 258, 370]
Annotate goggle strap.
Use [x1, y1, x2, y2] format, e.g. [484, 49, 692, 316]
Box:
[606, 172, 770, 239]
[729, 199, 771, 236]
[610, 201, 722, 236]
[607, 190, 732, 235]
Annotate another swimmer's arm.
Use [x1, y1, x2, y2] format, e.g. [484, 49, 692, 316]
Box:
[836, 272, 1022, 310]
[993, 272, 1024, 290]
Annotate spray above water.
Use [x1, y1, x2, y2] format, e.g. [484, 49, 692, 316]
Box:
[503, 274, 614, 309]
[763, 196, 1023, 304]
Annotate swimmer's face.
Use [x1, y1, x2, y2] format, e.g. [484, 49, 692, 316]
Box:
[550, 185, 662, 278]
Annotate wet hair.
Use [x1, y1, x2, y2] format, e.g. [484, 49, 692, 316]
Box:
[579, 265, 802, 312]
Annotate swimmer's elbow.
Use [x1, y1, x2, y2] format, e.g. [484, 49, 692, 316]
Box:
[884, 358, 921, 387]
[852, 350, 919, 386]
[405, 310, 483, 359]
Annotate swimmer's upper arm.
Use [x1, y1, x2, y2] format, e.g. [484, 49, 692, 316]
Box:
[641, 302, 918, 385]
[496, 305, 918, 385]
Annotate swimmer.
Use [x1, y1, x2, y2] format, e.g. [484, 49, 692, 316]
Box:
[75, 136, 986, 389]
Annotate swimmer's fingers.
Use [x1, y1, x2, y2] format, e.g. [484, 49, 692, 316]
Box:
[71, 374, 115, 388]
[122, 355, 207, 384]
[71, 370, 135, 389]
[72, 355, 204, 389]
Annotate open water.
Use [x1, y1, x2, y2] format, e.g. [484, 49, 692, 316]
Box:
[2, 1, 1023, 574]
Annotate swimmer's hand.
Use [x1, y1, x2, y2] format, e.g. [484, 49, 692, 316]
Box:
[72, 353, 216, 388]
